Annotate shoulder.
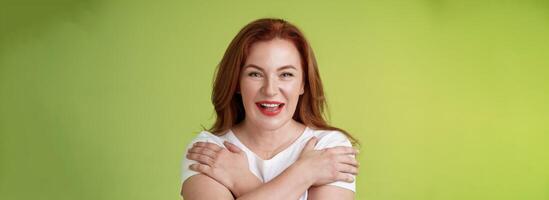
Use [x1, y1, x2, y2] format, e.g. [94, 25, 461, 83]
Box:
[180, 131, 229, 186]
[311, 129, 348, 140]
[308, 128, 357, 193]
[186, 130, 228, 147]
[310, 128, 353, 148]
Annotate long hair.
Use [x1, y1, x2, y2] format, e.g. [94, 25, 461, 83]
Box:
[209, 18, 358, 146]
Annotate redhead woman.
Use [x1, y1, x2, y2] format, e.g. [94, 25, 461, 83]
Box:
[180, 18, 360, 200]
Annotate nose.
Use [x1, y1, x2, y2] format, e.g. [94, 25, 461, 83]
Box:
[262, 75, 279, 97]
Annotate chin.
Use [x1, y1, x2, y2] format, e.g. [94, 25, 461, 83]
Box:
[252, 116, 291, 131]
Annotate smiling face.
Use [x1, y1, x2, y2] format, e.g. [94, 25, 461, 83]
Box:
[239, 38, 304, 131]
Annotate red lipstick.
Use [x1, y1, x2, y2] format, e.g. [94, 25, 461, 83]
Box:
[255, 101, 285, 116]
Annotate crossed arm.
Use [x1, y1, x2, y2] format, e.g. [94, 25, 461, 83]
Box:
[180, 137, 358, 200]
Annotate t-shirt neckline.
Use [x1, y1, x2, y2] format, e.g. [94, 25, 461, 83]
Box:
[227, 126, 311, 162]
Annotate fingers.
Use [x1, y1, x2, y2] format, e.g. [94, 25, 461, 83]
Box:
[325, 146, 359, 155]
[187, 142, 223, 165]
[324, 146, 359, 168]
[334, 172, 355, 183]
[193, 142, 223, 152]
[338, 155, 359, 167]
[304, 137, 318, 150]
[223, 141, 242, 153]
[337, 163, 358, 175]
[188, 146, 218, 159]
[186, 152, 215, 165]
[189, 163, 212, 176]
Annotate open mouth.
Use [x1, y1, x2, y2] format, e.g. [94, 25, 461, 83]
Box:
[255, 101, 285, 116]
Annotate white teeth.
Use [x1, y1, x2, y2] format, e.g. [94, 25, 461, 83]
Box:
[261, 103, 279, 108]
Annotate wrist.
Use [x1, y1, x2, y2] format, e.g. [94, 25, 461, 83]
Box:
[288, 161, 315, 187]
[231, 171, 262, 197]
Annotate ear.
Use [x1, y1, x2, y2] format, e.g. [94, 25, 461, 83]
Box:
[299, 84, 304, 95]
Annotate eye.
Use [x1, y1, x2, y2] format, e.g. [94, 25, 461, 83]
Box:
[248, 72, 262, 77]
[281, 72, 294, 78]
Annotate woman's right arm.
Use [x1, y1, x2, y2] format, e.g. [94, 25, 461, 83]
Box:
[180, 174, 234, 200]
[182, 137, 358, 199]
[180, 161, 318, 200]
[235, 160, 317, 199]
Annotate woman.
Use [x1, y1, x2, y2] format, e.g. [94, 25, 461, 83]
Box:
[180, 18, 360, 200]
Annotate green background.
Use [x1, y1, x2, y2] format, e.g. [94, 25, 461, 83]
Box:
[1, 0, 548, 199]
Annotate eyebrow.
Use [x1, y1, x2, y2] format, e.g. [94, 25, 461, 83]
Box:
[243, 64, 297, 71]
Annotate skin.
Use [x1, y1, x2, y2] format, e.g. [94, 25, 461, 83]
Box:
[234, 37, 306, 159]
[181, 38, 358, 200]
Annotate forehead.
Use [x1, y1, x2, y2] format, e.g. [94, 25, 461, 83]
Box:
[244, 38, 302, 71]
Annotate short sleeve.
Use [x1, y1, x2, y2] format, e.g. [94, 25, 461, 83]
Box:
[180, 131, 226, 184]
[313, 130, 356, 192]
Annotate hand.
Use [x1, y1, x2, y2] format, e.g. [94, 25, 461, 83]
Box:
[294, 137, 359, 186]
[186, 141, 261, 197]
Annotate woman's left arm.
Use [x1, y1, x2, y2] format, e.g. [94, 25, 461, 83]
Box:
[186, 141, 262, 197]
[188, 137, 358, 199]
[307, 185, 354, 200]
[187, 139, 358, 199]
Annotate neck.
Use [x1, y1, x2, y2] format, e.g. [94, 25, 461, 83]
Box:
[233, 119, 306, 157]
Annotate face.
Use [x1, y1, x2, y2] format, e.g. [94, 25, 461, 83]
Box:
[239, 38, 304, 131]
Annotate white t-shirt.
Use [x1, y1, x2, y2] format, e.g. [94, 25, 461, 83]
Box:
[180, 127, 356, 199]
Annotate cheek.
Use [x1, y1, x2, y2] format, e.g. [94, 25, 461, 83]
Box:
[281, 81, 303, 99]
[239, 80, 259, 102]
